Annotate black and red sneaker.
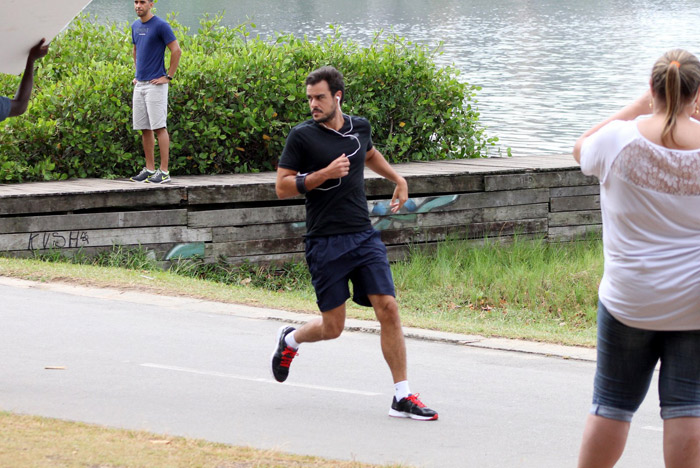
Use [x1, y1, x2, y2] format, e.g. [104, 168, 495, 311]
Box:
[271, 325, 298, 382]
[389, 393, 438, 421]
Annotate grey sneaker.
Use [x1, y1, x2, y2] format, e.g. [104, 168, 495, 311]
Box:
[130, 168, 155, 182]
[271, 326, 297, 382]
[146, 169, 171, 184]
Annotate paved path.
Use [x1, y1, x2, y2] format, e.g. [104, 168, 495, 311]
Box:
[0, 277, 666, 467]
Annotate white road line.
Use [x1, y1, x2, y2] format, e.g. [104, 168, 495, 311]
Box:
[642, 426, 663, 432]
[140, 363, 382, 396]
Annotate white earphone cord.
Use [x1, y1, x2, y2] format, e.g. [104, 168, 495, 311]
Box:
[311, 112, 361, 191]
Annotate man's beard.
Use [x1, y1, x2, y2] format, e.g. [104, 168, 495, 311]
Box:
[312, 106, 337, 123]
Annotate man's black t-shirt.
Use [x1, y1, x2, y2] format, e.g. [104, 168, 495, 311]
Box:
[279, 116, 373, 237]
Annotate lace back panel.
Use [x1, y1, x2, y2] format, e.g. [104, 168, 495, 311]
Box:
[611, 139, 700, 196]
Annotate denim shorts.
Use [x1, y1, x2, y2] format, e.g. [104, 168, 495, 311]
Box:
[590, 301, 700, 422]
[304, 229, 395, 312]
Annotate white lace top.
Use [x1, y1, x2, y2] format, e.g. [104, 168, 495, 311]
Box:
[580, 119, 700, 330]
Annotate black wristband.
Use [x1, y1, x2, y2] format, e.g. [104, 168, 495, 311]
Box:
[295, 174, 308, 194]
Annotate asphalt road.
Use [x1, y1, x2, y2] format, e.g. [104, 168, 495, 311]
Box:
[0, 279, 667, 467]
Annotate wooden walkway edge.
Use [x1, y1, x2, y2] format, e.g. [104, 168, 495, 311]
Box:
[0, 154, 601, 265]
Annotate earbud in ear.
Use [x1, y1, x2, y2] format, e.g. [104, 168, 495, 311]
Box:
[336, 96, 341, 105]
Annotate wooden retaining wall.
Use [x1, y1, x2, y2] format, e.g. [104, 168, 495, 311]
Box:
[0, 154, 601, 266]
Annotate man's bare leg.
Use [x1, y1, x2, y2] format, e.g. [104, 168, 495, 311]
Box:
[154, 127, 170, 172]
[141, 129, 156, 171]
[368, 294, 406, 383]
[293, 304, 346, 343]
[270, 304, 345, 383]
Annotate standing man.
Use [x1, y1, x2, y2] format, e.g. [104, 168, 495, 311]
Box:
[1, 39, 49, 122]
[129, 0, 181, 184]
[272, 66, 438, 421]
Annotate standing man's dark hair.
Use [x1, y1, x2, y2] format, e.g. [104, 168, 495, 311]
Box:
[271, 66, 438, 421]
[0, 39, 49, 123]
[129, 0, 181, 184]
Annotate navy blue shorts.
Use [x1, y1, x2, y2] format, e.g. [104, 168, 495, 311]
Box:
[304, 229, 395, 312]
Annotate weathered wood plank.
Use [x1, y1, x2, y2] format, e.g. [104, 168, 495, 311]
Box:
[549, 210, 602, 227]
[370, 190, 549, 218]
[0, 210, 187, 234]
[365, 173, 484, 196]
[549, 224, 602, 241]
[370, 204, 549, 231]
[212, 223, 305, 243]
[380, 219, 548, 245]
[189, 205, 306, 228]
[0, 188, 186, 216]
[551, 195, 600, 212]
[484, 171, 598, 191]
[550, 185, 599, 198]
[208, 237, 305, 257]
[444, 189, 549, 210]
[0, 226, 211, 252]
[187, 183, 279, 205]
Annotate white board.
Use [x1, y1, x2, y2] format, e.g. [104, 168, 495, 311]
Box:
[0, 0, 94, 75]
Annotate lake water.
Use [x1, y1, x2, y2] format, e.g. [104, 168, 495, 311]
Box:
[84, 0, 700, 156]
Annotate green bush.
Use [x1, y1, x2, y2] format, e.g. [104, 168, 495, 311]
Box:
[0, 14, 497, 182]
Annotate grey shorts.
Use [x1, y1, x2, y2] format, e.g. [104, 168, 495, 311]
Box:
[132, 81, 168, 130]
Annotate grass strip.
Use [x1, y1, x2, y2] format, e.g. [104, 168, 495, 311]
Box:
[0, 235, 602, 346]
[0, 411, 405, 467]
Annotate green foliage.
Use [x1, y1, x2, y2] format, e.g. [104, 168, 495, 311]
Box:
[0, 14, 496, 183]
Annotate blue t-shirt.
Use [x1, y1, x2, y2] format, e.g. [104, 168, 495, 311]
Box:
[131, 15, 176, 81]
[0, 96, 10, 122]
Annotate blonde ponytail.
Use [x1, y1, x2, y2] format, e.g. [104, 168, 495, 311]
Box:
[650, 50, 700, 147]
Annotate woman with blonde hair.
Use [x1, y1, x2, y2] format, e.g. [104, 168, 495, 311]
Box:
[574, 49, 700, 467]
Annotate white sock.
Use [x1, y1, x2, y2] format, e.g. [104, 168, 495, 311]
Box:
[284, 331, 299, 349]
[394, 380, 411, 401]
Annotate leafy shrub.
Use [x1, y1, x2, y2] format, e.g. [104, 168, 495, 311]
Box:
[0, 14, 497, 182]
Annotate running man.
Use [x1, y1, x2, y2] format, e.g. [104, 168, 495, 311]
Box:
[271, 66, 438, 421]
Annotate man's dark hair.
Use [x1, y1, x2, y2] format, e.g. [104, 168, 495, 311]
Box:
[305, 66, 345, 104]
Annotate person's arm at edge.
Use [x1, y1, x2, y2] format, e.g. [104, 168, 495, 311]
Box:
[9, 38, 49, 117]
[365, 147, 408, 213]
[573, 90, 651, 164]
